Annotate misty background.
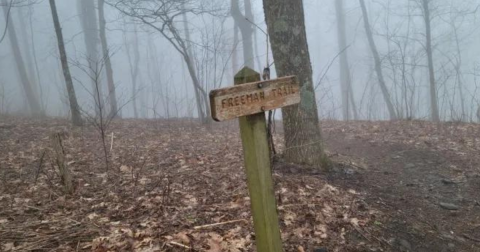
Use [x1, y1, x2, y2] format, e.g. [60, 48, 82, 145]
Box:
[1, 0, 479, 121]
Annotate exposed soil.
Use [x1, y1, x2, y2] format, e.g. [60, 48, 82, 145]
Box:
[0, 117, 479, 251]
[322, 121, 480, 252]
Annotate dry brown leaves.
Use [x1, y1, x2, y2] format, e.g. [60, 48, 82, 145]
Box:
[0, 117, 401, 251]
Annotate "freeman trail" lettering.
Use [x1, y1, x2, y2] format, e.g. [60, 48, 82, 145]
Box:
[221, 91, 265, 108]
[210, 76, 300, 121]
[220, 84, 296, 109]
[271, 85, 295, 97]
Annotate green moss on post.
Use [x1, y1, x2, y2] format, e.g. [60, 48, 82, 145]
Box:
[234, 67, 283, 252]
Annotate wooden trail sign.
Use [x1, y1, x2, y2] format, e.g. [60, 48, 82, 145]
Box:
[209, 74, 300, 121]
[209, 67, 298, 252]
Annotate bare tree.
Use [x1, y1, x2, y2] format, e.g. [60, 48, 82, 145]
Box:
[112, 0, 214, 123]
[77, 0, 102, 115]
[27, 5, 45, 110]
[477, 106, 480, 122]
[123, 19, 140, 118]
[0, 80, 9, 114]
[263, 0, 329, 168]
[83, 61, 111, 172]
[451, 23, 466, 121]
[420, 0, 440, 121]
[72, 56, 128, 172]
[335, 0, 357, 120]
[1, 0, 42, 116]
[0, 0, 12, 44]
[437, 4, 479, 121]
[231, 0, 254, 69]
[181, 3, 205, 121]
[17, 6, 40, 103]
[379, 0, 416, 119]
[247, 0, 263, 71]
[231, 23, 240, 75]
[192, 13, 232, 94]
[359, 0, 397, 120]
[98, 0, 120, 118]
[145, 34, 164, 119]
[49, 0, 83, 126]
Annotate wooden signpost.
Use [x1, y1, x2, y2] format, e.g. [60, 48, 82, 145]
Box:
[209, 67, 300, 252]
[210, 73, 300, 121]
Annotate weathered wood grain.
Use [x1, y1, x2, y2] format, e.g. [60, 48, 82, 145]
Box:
[210, 75, 300, 121]
[234, 67, 284, 252]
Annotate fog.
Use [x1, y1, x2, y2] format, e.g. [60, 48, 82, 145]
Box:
[2, 1, 480, 250]
[1, 0, 479, 121]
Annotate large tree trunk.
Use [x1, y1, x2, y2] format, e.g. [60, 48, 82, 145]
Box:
[421, 0, 440, 122]
[77, 0, 101, 114]
[263, 0, 328, 169]
[98, 0, 119, 118]
[335, 0, 357, 120]
[49, 0, 83, 126]
[231, 0, 255, 69]
[359, 0, 397, 120]
[1, 0, 42, 116]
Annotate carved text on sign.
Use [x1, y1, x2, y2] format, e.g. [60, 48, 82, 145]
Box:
[209, 76, 300, 121]
[221, 92, 265, 108]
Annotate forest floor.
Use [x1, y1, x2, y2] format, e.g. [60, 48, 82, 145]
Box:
[0, 117, 479, 251]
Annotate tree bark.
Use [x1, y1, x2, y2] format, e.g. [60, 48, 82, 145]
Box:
[359, 0, 397, 120]
[263, 0, 328, 169]
[98, 0, 119, 118]
[231, 0, 255, 69]
[49, 0, 83, 126]
[335, 0, 357, 120]
[421, 0, 440, 122]
[1, 0, 42, 116]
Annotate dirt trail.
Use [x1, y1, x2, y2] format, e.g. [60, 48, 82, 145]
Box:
[322, 121, 480, 251]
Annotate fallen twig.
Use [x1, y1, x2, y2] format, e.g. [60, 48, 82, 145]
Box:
[193, 219, 246, 230]
[168, 241, 194, 250]
[463, 234, 480, 243]
[351, 223, 371, 242]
